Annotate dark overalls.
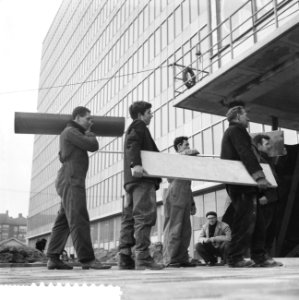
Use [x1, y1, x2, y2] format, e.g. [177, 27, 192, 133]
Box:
[46, 121, 98, 262]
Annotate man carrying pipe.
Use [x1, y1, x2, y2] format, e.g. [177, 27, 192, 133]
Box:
[46, 106, 111, 270]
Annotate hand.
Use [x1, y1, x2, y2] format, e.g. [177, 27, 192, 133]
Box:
[256, 178, 271, 190]
[183, 149, 200, 156]
[85, 131, 95, 137]
[132, 165, 145, 178]
[259, 196, 268, 205]
[190, 205, 197, 216]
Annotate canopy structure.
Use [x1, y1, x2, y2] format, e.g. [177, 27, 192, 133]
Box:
[174, 13, 299, 130]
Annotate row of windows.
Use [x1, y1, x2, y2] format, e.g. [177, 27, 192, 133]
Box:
[38, 0, 206, 116]
[29, 183, 58, 216]
[39, 0, 151, 109]
[86, 172, 123, 209]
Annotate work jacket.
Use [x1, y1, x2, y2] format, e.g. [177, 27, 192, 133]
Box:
[198, 221, 231, 248]
[55, 121, 99, 194]
[221, 122, 264, 194]
[123, 119, 161, 192]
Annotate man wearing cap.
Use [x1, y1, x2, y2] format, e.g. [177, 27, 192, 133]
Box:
[195, 211, 231, 266]
[221, 101, 280, 268]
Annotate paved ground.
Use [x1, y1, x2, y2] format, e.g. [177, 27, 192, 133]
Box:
[1, 258, 299, 299]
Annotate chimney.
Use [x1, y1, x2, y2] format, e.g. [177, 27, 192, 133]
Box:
[18, 213, 22, 218]
[6, 210, 9, 215]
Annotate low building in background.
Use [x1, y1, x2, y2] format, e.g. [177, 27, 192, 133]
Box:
[0, 211, 27, 242]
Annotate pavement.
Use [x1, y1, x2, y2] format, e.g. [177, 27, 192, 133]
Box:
[1, 258, 299, 299]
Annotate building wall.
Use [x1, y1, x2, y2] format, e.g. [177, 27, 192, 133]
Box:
[0, 212, 27, 242]
[27, 0, 299, 256]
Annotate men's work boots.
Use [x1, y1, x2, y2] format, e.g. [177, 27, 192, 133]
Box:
[135, 256, 164, 270]
[118, 253, 135, 270]
[81, 259, 111, 270]
[228, 259, 255, 268]
[47, 257, 73, 270]
[253, 258, 283, 267]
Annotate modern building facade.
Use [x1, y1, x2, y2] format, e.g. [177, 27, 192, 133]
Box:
[27, 0, 299, 257]
[0, 211, 27, 242]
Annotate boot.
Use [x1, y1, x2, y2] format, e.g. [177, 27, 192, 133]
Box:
[118, 253, 135, 270]
[81, 259, 111, 270]
[135, 256, 164, 270]
[47, 257, 73, 270]
[228, 259, 255, 268]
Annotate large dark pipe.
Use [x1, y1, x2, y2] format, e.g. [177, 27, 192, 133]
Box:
[14, 112, 125, 137]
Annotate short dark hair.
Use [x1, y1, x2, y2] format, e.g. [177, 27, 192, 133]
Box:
[225, 100, 246, 122]
[206, 211, 217, 218]
[253, 134, 270, 146]
[173, 136, 188, 152]
[72, 106, 91, 120]
[129, 101, 152, 119]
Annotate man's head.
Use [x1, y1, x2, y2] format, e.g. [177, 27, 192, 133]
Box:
[226, 100, 249, 128]
[206, 211, 217, 225]
[72, 106, 92, 130]
[253, 134, 271, 154]
[129, 101, 153, 125]
[173, 136, 190, 153]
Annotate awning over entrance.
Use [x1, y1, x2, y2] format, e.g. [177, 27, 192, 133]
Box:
[174, 15, 299, 130]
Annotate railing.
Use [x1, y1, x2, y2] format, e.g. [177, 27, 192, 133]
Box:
[173, 0, 299, 99]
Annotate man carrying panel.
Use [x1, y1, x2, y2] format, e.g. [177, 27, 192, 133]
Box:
[118, 101, 164, 270]
[163, 136, 198, 268]
[221, 101, 280, 268]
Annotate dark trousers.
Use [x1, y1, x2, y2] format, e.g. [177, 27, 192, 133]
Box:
[228, 189, 266, 264]
[163, 200, 191, 265]
[196, 242, 229, 263]
[46, 182, 95, 263]
[119, 182, 157, 260]
[260, 202, 277, 254]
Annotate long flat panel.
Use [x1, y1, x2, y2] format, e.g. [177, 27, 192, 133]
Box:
[141, 151, 277, 187]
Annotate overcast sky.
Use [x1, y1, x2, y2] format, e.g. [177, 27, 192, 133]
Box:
[0, 0, 62, 218]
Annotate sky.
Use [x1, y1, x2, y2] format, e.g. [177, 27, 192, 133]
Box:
[0, 0, 62, 218]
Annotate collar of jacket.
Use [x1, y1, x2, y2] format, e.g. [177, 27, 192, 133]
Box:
[67, 120, 86, 134]
[228, 121, 245, 129]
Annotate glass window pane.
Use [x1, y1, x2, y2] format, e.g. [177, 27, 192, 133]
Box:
[174, 7, 182, 37]
[168, 14, 174, 44]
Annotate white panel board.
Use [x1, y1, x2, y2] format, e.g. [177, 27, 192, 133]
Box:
[140, 151, 277, 187]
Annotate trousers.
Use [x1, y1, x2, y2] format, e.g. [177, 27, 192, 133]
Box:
[46, 179, 95, 263]
[163, 179, 192, 265]
[119, 182, 157, 260]
[227, 189, 266, 263]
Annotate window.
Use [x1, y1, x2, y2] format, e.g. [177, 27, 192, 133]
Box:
[161, 104, 168, 136]
[155, 29, 161, 56]
[168, 14, 174, 44]
[154, 68, 161, 97]
[190, 0, 199, 22]
[154, 108, 161, 139]
[149, 34, 155, 62]
[182, 0, 190, 28]
[161, 21, 167, 50]
[174, 6, 182, 37]
[149, 72, 154, 100]
[138, 11, 144, 36]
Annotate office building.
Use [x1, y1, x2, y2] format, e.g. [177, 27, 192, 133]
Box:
[27, 0, 299, 257]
